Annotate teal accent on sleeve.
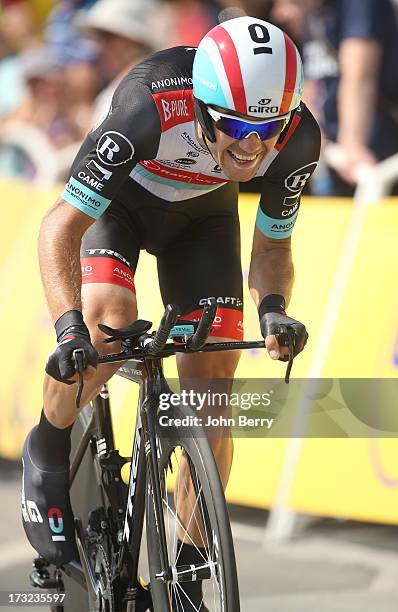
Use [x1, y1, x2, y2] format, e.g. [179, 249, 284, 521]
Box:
[192, 48, 228, 108]
[61, 177, 111, 219]
[256, 207, 298, 239]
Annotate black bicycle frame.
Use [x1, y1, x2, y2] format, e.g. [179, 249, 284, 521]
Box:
[62, 336, 266, 606]
[63, 354, 176, 606]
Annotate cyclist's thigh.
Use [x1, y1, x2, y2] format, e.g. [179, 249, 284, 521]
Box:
[157, 183, 243, 377]
[157, 182, 243, 341]
[80, 197, 141, 337]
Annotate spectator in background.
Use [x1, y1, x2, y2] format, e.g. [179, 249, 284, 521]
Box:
[222, 0, 273, 20]
[298, 0, 398, 195]
[270, 0, 308, 44]
[0, 46, 87, 148]
[0, 0, 40, 116]
[76, 0, 156, 123]
[44, 0, 101, 140]
[155, 0, 216, 47]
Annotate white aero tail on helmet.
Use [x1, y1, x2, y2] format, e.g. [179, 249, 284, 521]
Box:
[193, 16, 303, 141]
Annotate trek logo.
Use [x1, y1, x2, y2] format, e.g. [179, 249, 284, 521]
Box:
[123, 413, 142, 543]
[118, 365, 142, 377]
[285, 162, 317, 192]
[161, 98, 189, 122]
[248, 98, 279, 114]
[96, 131, 134, 166]
[212, 164, 222, 174]
[85, 248, 130, 267]
[48, 507, 66, 542]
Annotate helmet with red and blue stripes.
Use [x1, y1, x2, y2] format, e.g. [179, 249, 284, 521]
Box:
[193, 16, 303, 142]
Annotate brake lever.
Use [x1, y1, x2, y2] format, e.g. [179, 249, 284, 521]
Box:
[72, 349, 85, 409]
[276, 325, 295, 384]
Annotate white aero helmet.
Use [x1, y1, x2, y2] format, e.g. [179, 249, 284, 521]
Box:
[193, 16, 304, 142]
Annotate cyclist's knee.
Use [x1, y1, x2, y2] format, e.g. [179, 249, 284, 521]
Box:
[177, 340, 241, 379]
[82, 284, 138, 352]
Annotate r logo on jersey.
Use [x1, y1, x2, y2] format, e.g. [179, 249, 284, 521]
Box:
[285, 162, 317, 192]
[96, 131, 135, 166]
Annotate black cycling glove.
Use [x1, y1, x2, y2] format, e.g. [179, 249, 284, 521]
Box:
[259, 295, 308, 382]
[45, 310, 98, 384]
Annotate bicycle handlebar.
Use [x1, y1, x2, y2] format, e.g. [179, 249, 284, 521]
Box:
[186, 298, 217, 351]
[141, 303, 180, 355]
[72, 302, 297, 409]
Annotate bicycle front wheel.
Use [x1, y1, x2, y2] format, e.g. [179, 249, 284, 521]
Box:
[146, 405, 240, 612]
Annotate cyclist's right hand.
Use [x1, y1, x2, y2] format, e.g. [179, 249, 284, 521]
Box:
[45, 310, 98, 384]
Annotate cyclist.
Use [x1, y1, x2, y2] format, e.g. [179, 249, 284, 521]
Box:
[21, 15, 320, 611]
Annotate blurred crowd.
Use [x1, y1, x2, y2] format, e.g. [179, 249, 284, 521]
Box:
[1, 0, 398, 195]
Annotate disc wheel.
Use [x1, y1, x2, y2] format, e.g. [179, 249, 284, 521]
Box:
[146, 405, 240, 612]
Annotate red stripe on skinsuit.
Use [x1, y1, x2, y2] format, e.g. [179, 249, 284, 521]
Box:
[81, 257, 136, 293]
[180, 308, 244, 341]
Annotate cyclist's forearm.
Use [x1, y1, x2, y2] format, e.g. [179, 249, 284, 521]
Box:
[38, 200, 91, 323]
[248, 245, 294, 308]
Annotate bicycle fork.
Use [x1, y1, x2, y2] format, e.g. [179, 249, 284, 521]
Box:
[142, 389, 173, 603]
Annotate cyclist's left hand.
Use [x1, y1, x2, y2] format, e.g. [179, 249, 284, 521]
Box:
[260, 312, 308, 361]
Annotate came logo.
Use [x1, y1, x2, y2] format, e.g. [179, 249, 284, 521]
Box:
[86, 160, 113, 182]
[282, 193, 300, 216]
[285, 162, 317, 192]
[96, 131, 134, 166]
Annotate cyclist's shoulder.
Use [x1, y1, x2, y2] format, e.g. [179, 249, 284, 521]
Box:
[280, 103, 320, 153]
[268, 103, 321, 178]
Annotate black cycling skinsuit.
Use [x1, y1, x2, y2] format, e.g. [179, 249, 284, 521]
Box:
[22, 46, 320, 581]
[64, 45, 320, 341]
